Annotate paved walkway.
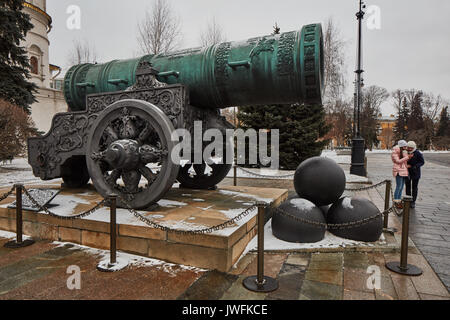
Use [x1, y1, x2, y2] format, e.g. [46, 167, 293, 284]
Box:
[0, 237, 448, 300]
[367, 152, 450, 292]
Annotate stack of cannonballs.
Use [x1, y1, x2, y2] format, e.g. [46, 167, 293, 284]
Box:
[272, 156, 383, 243]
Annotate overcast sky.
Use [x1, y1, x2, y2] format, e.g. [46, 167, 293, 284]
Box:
[47, 0, 450, 115]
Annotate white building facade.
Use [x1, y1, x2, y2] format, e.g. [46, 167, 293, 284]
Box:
[22, 0, 67, 133]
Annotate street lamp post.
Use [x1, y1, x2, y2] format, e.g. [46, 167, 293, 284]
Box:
[350, 0, 366, 177]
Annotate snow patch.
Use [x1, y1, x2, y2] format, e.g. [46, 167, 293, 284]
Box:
[53, 241, 207, 274]
[342, 197, 354, 209]
[290, 198, 316, 211]
[157, 199, 187, 207]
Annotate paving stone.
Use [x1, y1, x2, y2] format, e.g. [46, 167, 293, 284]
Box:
[418, 293, 450, 300]
[343, 252, 369, 270]
[285, 253, 310, 267]
[241, 254, 288, 279]
[278, 263, 307, 276]
[410, 232, 445, 241]
[177, 270, 238, 300]
[266, 268, 305, 300]
[390, 274, 420, 300]
[220, 275, 268, 300]
[305, 269, 343, 286]
[412, 238, 449, 249]
[299, 280, 342, 300]
[308, 253, 343, 271]
[343, 289, 375, 300]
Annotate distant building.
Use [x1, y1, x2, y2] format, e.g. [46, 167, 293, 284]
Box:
[22, 0, 67, 133]
[377, 114, 397, 149]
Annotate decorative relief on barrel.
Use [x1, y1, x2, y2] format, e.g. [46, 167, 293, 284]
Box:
[277, 31, 296, 76]
[214, 42, 231, 106]
[302, 24, 321, 101]
[249, 37, 275, 59]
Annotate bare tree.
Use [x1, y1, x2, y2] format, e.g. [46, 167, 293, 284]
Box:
[322, 17, 348, 108]
[137, 0, 182, 55]
[67, 39, 98, 66]
[321, 17, 350, 146]
[199, 17, 226, 47]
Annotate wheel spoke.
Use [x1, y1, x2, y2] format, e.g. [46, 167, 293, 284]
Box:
[139, 165, 157, 184]
[105, 169, 122, 187]
[121, 169, 141, 193]
[139, 144, 167, 164]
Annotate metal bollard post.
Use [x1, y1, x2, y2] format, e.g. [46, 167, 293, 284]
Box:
[97, 194, 127, 272]
[109, 194, 117, 265]
[383, 180, 397, 234]
[233, 165, 237, 186]
[243, 202, 278, 293]
[4, 184, 35, 248]
[385, 195, 422, 276]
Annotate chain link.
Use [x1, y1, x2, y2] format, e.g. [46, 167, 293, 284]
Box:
[0, 186, 15, 203]
[390, 186, 403, 217]
[235, 166, 295, 179]
[273, 205, 394, 230]
[344, 180, 388, 192]
[118, 194, 258, 235]
[22, 187, 106, 220]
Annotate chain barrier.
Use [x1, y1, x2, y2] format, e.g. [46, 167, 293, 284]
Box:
[0, 186, 15, 203]
[344, 179, 388, 192]
[118, 194, 258, 235]
[22, 186, 106, 220]
[273, 205, 395, 230]
[235, 166, 295, 179]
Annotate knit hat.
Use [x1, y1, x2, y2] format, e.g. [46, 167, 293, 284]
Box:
[398, 140, 408, 148]
[407, 141, 417, 151]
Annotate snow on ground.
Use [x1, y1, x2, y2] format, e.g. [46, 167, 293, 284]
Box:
[52, 241, 206, 275]
[320, 150, 351, 164]
[0, 158, 61, 188]
[0, 230, 32, 240]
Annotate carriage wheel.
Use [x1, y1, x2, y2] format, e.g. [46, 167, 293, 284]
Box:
[86, 99, 179, 209]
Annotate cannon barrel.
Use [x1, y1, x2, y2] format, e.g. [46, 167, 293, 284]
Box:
[64, 24, 323, 111]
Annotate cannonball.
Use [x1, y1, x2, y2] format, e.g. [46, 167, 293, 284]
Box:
[327, 197, 382, 242]
[272, 197, 326, 243]
[319, 205, 331, 219]
[294, 157, 346, 207]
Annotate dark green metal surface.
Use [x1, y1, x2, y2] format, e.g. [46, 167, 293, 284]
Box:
[64, 24, 324, 111]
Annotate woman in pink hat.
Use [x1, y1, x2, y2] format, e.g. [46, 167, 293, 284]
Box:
[391, 140, 412, 209]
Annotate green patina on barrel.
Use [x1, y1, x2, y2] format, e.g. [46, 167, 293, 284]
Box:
[64, 24, 324, 111]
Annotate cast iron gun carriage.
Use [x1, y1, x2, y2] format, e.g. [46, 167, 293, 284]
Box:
[28, 24, 324, 209]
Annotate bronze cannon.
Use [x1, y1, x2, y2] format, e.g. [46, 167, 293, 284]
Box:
[28, 24, 324, 209]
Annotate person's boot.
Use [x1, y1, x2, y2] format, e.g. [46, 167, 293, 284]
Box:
[410, 202, 416, 209]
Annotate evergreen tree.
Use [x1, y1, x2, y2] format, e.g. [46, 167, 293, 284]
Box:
[394, 97, 410, 141]
[0, 0, 37, 113]
[238, 104, 330, 170]
[408, 91, 425, 131]
[437, 106, 449, 137]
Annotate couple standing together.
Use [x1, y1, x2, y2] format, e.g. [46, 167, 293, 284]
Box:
[391, 140, 425, 209]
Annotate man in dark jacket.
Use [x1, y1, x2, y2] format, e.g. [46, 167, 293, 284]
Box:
[405, 141, 425, 208]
